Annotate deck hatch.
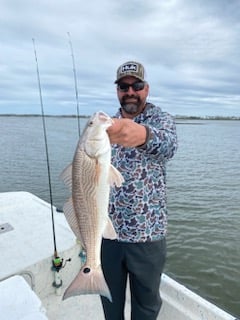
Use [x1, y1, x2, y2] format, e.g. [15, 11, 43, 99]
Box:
[0, 223, 14, 234]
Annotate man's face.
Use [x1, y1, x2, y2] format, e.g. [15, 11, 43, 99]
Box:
[117, 76, 149, 118]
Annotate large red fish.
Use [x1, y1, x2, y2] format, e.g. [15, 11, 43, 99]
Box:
[60, 111, 124, 302]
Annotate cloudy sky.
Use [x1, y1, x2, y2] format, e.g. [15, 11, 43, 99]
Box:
[1, 0, 240, 117]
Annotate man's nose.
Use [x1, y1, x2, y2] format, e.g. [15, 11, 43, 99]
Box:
[126, 86, 135, 94]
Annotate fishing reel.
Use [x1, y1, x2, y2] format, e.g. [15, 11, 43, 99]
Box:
[52, 256, 71, 290]
[52, 256, 71, 272]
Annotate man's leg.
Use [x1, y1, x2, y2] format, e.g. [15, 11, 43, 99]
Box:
[126, 239, 166, 320]
[101, 239, 128, 320]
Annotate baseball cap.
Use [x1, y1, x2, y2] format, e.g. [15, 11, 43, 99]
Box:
[114, 61, 145, 83]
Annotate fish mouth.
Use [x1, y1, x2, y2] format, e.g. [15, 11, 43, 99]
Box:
[98, 111, 109, 120]
[94, 111, 113, 127]
[97, 111, 112, 121]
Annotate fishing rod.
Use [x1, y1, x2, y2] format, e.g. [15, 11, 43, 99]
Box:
[32, 40, 72, 290]
[67, 32, 87, 265]
[32, 38, 58, 258]
[67, 32, 81, 137]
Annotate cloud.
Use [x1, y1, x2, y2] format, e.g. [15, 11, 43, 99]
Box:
[1, 0, 240, 116]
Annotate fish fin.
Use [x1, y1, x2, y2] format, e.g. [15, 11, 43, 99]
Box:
[102, 217, 117, 240]
[63, 198, 85, 247]
[63, 265, 112, 302]
[108, 164, 124, 187]
[60, 164, 72, 190]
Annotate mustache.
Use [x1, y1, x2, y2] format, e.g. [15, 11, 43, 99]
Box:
[122, 95, 140, 103]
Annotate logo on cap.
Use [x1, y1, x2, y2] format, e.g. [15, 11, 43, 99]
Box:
[121, 63, 138, 73]
[115, 61, 145, 83]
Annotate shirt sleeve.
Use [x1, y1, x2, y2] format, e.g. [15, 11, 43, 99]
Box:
[137, 109, 178, 161]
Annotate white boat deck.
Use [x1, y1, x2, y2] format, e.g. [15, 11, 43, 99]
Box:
[0, 275, 48, 320]
[0, 192, 238, 320]
[0, 191, 76, 280]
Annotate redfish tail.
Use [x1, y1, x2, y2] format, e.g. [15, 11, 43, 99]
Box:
[62, 265, 112, 302]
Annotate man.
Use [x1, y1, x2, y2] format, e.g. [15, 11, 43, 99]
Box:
[101, 61, 177, 320]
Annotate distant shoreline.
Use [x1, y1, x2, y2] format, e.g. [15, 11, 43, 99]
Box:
[0, 114, 239, 120]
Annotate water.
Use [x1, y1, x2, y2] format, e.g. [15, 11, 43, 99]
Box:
[1, 116, 239, 317]
[166, 119, 240, 317]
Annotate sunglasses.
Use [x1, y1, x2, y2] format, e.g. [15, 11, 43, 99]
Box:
[117, 81, 145, 92]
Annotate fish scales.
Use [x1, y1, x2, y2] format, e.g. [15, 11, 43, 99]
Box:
[60, 111, 124, 302]
[73, 151, 103, 265]
[73, 152, 98, 248]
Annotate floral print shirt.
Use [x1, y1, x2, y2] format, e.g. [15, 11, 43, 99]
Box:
[109, 103, 177, 242]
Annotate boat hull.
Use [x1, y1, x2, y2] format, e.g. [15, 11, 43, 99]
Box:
[0, 192, 238, 320]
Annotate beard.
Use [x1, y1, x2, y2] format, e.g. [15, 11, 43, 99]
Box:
[120, 95, 142, 115]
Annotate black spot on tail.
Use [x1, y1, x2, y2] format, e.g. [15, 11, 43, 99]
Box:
[83, 267, 91, 274]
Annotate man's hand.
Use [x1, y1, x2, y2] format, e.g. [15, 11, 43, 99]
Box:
[107, 118, 147, 147]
